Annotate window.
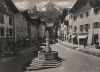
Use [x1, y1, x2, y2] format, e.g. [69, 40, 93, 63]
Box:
[83, 3, 86, 6]
[94, 22, 100, 28]
[9, 17, 13, 25]
[9, 29, 13, 36]
[85, 12, 89, 17]
[80, 14, 84, 18]
[85, 24, 90, 32]
[71, 15, 73, 19]
[0, 3, 3, 8]
[69, 26, 70, 29]
[94, 7, 99, 15]
[80, 25, 84, 32]
[21, 27, 23, 32]
[0, 12, 4, 24]
[0, 27, 5, 36]
[74, 26, 77, 32]
[74, 16, 77, 21]
[70, 25, 72, 29]
[17, 35, 19, 38]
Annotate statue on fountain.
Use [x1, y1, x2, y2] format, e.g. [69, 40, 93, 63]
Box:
[22, 31, 61, 71]
[45, 31, 51, 53]
[38, 31, 58, 60]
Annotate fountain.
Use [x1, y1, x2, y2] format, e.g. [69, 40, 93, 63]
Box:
[22, 31, 61, 71]
[38, 31, 58, 60]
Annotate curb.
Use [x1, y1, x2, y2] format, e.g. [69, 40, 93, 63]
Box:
[59, 42, 100, 57]
[78, 49, 100, 57]
[59, 42, 75, 49]
[0, 56, 17, 63]
[0, 46, 38, 63]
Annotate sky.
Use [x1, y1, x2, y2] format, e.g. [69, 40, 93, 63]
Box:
[12, 0, 77, 10]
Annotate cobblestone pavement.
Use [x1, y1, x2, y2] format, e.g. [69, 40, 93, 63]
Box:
[0, 47, 38, 72]
[51, 43, 100, 72]
[1, 43, 100, 72]
[59, 41, 100, 57]
[25, 66, 65, 72]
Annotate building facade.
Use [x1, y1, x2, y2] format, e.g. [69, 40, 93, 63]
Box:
[66, 0, 100, 46]
[0, 0, 19, 56]
[14, 11, 29, 47]
[39, 21, 46, 43]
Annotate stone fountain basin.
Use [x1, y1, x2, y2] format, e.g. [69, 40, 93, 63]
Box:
[38, 51, 58, 61]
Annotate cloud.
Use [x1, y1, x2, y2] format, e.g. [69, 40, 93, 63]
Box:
[36, 1, 74, 9]
[36, 1, 49, 8]
[14, 1, 30, 10]
[13, 0, 76, 10]
[55, 1, 73, 8]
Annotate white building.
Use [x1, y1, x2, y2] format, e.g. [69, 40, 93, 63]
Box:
[0, 0, 19, 54]
[68, 0, 100, 46]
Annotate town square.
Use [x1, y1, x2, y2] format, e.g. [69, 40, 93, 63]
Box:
[0, 0, 100, 72]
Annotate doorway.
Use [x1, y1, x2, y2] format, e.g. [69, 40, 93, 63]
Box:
[92, 34, 98, 44]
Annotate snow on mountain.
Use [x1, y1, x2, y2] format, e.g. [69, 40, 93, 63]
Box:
[37, 1, 62, 12]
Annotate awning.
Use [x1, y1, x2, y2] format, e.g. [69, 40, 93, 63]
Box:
[26, 38, 29, 40]
[77, 35, 87, 39]
[71, 36, 76, 38]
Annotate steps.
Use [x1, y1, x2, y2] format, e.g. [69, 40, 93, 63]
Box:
[26, 58, 62, 71]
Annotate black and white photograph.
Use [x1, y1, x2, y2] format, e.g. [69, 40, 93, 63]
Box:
[0, 0, 100, 72]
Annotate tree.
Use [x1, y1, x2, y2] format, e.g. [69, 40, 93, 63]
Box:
[60, 9, 68, 23]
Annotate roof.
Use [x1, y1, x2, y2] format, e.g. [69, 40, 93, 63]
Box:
[4, 0, 19, 13]
[70, 0, 88, 13]
[22, 11, 32, 21]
